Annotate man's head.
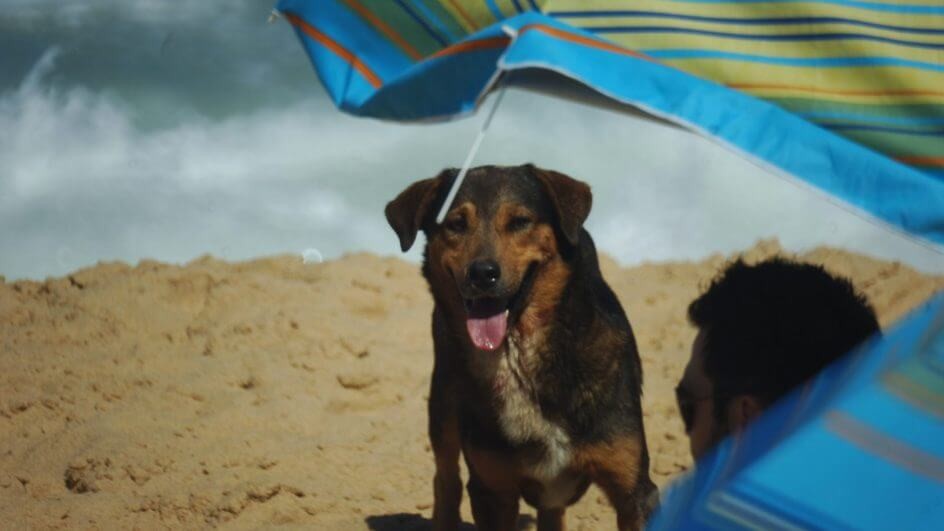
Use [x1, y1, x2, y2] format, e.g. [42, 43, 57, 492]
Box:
[678, 257, 880, 459]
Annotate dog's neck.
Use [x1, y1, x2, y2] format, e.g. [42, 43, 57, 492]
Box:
[487, 236, 597, 373]
[527, 233, 598, 331]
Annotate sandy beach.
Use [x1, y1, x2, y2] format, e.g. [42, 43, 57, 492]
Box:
[1, 239, 941, 530]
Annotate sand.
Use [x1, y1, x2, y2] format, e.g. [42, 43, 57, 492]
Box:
[1, 239, 941, 530]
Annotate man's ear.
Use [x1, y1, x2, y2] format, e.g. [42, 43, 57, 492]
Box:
[726, 394, 764, 432]
[527, 164, 592, 247]
[384, 170, 454, 252]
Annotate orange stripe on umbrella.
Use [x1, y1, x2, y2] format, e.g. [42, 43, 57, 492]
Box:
[430, 36, 511, 59]
[285, 13, 383, 88]
[896, 156, 944, 168]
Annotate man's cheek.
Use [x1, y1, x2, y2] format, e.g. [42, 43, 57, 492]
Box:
[689, 404, 720, 460]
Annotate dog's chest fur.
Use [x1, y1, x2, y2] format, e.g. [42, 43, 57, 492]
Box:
[479, 331, 578, 507]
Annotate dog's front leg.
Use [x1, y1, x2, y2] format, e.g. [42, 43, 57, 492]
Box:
[537, 507, 566, 531]
[603, 463, 658, 531]
[430, 414, 461, 530]
[429, 362, 462, 531]
[429, 307, 465, 531]
[467, 472, 520, 531]
[578, 435, 655, 531]
[600, 481, 647, 531]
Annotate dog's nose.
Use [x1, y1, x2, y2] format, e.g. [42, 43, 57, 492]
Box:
[467, 259, 501, 291]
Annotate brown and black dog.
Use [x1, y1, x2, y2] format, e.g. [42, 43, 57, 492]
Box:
[386, 164, 657, 531]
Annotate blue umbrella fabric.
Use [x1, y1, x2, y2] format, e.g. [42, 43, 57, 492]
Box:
[647, 292, 944, 531]
[273, 0, 944, 247]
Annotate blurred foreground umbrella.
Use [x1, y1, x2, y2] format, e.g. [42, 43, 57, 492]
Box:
[648, 293, 944, 530]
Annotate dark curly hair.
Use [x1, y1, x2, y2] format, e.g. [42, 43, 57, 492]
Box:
[687, 257, 880, 418]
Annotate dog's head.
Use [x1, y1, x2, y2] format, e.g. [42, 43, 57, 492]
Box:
[385, 164, 592, 351]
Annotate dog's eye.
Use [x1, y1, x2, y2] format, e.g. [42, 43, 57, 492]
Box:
[507, 215, 533, 232]
[444, 216, 467, 234]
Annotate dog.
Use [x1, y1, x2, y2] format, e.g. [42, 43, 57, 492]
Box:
[385, 164, 657, 531]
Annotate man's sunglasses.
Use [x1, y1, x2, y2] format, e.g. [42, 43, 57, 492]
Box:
[675, 384, 711, 434]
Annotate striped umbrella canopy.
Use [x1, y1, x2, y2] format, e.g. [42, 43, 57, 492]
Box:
[647, 292, 944, 530]
[273, 0, 944, 247]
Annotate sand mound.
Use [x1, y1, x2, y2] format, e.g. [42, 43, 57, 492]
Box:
[1, 240, 940, 529]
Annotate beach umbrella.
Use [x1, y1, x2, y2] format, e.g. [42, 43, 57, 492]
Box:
[272, 0, 944, 245]
[647, 292, 944, 530]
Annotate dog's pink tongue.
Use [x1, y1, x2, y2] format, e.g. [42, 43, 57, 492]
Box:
[466, 311, 508, 351]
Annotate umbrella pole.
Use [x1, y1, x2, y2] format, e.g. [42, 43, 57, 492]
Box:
[435, 73, 510, 224]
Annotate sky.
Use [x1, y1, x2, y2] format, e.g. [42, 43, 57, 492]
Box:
[1, 0, 942, 281]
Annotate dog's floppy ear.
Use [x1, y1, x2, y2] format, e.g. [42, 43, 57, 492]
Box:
[385, 170, 452, 252]
[528, 164, 592, 246]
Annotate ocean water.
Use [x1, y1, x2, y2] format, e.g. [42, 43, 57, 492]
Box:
[1, 0, 941, 281]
